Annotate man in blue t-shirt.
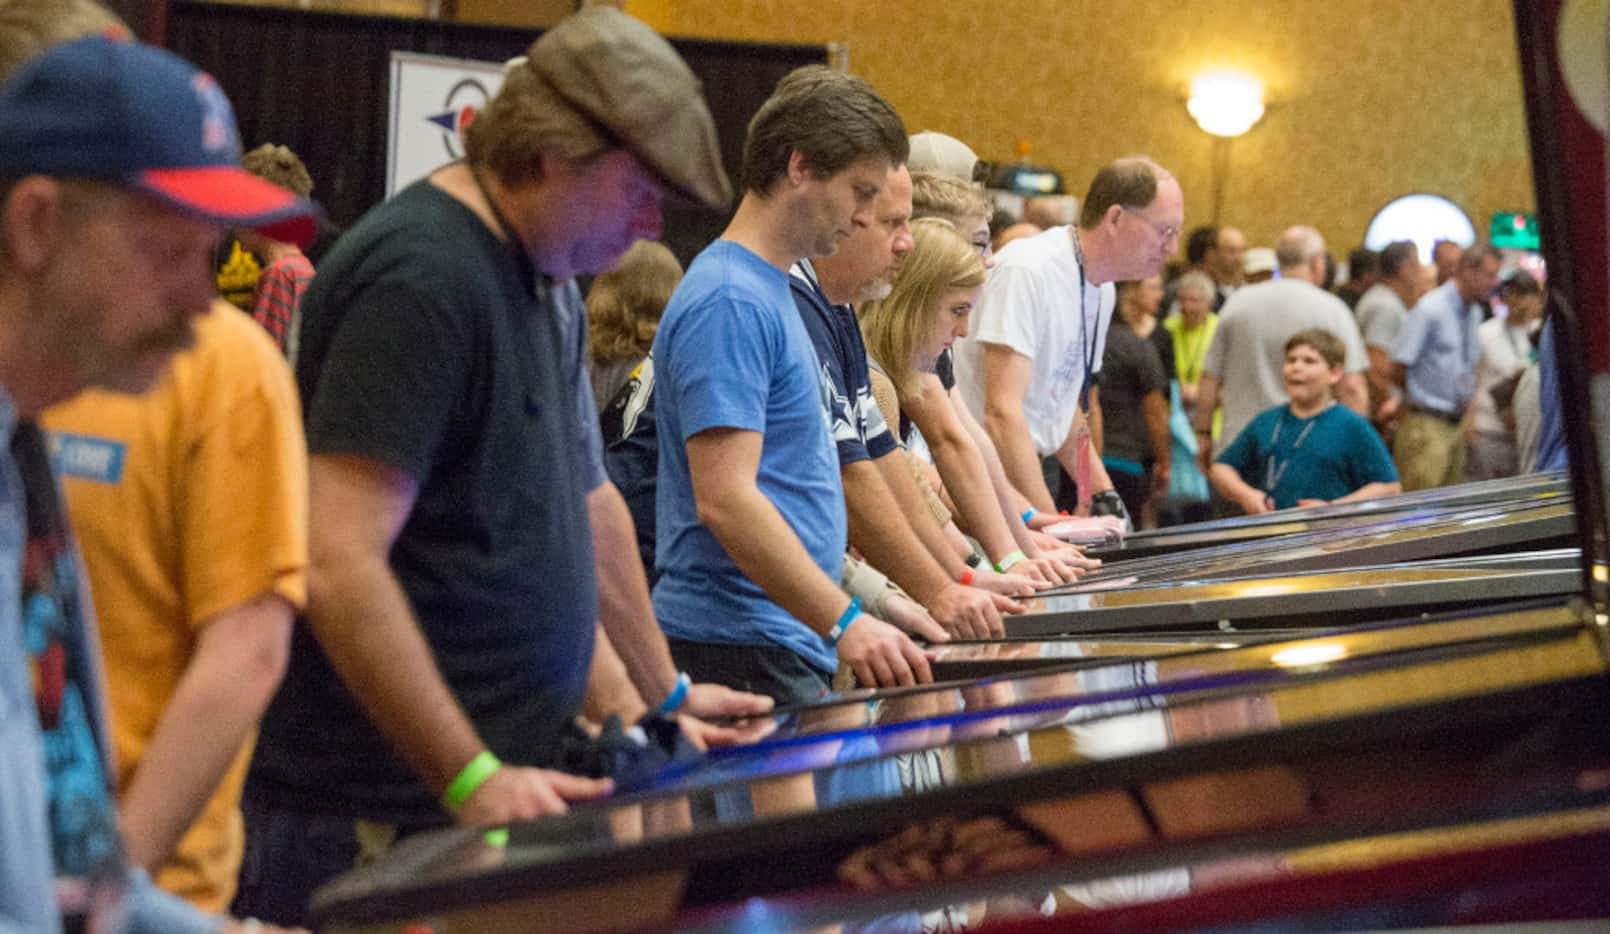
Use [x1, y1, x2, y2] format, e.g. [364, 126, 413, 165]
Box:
[654, 65, 934, 703]
[1212, 329, 1401, 514]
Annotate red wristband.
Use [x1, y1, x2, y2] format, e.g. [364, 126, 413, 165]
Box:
[958, 568, 974, 586]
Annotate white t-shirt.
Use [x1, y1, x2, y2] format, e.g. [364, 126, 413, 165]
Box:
[953, 225, 1117, 455]
[1355, 281, 1409, 351]
[1472, 315, 1536, 436]
[1201, 277, 1368, 453]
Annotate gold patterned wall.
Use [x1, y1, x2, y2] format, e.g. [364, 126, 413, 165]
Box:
[626, 0, 1534, 257]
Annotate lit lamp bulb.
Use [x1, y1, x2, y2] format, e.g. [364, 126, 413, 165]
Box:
[1187, 70, 1266, 138]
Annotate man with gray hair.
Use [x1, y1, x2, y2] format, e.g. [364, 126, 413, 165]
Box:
[1192, 226, 1369, 469]
[0, 13, 318, 932]
[953, 156, 1184, 519]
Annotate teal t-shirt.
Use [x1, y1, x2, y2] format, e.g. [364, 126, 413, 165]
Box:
[1215, 403, 1397, 509]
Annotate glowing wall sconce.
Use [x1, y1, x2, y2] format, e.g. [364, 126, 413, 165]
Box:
[1187, 69, 1266, 138]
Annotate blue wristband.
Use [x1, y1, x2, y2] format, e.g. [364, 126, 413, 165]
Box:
[1021, 507, 1037, 525]
[656, 672, 691, 716]
[827, 597, 862, 647]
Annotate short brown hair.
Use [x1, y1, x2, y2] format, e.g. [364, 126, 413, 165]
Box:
[859, 218, 985, 400]
[741, 65, 908, 195]
[586, 240, 683, 365]
[463, 59, 607, 188]
[0, 0, 125, 83]
[1285, 328, 1345, 369]
[1078, 156, 1170, 230]
[242, 144, 313, 198]
[909, 170, 990, 226]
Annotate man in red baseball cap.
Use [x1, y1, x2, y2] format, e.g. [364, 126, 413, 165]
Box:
[0, 29, 317, 934]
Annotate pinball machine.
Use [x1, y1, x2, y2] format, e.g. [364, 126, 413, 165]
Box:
[309, 0, 1610, 929]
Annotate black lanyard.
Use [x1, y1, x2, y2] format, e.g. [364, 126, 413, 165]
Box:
[470, 162, 539, 296]
[1071, 229, 1104, 411]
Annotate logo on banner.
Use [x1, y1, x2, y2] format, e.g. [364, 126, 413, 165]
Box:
[424, 78, 489, 159]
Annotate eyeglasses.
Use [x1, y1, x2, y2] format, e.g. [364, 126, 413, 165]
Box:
[1120, 205, 1181, 243]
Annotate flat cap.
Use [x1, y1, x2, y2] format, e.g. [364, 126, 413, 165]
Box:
[529, 6, 732, 210]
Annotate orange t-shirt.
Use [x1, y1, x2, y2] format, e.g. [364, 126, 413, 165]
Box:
[42, 302, 307, 911]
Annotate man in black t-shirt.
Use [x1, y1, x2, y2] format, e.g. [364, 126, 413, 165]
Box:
[235, 9, 771, 927]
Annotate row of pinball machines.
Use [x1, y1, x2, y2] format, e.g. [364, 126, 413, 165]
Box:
[310, 470, 1610, 931]
[309, 0, 1610, 925]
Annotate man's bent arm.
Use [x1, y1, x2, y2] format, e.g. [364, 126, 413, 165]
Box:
[980, 343, 1057, 512]
[908, 375, 1020, 564]
[583, 624, 647, 725]
[692, 428, 876, 631]
[118, 592, 292, 872]
[302, 453, 487, 794]
[687, 428, 933, 685]
[588, 481, 676, 710]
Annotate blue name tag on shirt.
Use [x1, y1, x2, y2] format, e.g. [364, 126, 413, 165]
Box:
[49, 433, 126, 484]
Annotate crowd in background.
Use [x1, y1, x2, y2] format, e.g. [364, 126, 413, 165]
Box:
[0, 0, 1572, 931]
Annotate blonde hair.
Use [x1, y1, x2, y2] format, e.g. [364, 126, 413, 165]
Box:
[859, 218, 985, 400]
[0, 0, 126, 83]
[586, 240, 683, 364]
[909, 170, 989, 227]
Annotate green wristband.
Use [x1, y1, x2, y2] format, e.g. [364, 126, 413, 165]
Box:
[443, 750, 502, 812]
[993, 549, 1028, 573]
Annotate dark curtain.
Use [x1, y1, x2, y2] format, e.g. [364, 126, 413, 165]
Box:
[166, 1, 826, 265]
[103, 0, 167, 43]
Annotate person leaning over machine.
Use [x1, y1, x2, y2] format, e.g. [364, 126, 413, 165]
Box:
[1211, 329, 1400, 515]
[950, 157, 1185, 524]
[0, 15, 319, 932]
[236, 9, 772, 927]
[900, 167, 1095, 582]
[652, 65, 937, 702]
[788, 160, 1033, 641]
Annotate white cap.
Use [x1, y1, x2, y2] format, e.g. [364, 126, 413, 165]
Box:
[1244, 246, 1278, 276]
[907, 130, 978, 180]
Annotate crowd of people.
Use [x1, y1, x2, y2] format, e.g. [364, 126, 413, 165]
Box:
[961, 212, 1551, 529]
[0, 1, 1568, 932]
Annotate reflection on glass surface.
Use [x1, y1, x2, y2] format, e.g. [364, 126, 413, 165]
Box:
[1047, 501, 1573, 594]
[824, 805, 1610, 932]
[1023, 560, 1570, 617]
[309, 612, 1608, 934]
[748, 603, 1577, 749]
[621, 622, 1597, 854]
[1117, 472, 1567, 544]
[1270, 643, 1348, 667]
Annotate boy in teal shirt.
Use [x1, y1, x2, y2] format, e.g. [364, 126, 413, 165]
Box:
[1212, 329, 1401, 514]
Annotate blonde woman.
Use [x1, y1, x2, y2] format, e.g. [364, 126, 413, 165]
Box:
[862, 220, 1093, 585]
[585, 240, 683, 410]
[862, 218, 987, 408]
[904, 182, 1095, 582]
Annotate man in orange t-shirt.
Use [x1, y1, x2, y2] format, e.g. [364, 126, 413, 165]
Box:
[42, 300, 307, 911]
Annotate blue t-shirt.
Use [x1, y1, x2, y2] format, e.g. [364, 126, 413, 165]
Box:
[1391, 279, 1482, 415]
[652, 241, 846, 676]
[789, 260, 898, 467]
[1536, 318, 1567, 472]
[1215, 403, 1397, 509]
